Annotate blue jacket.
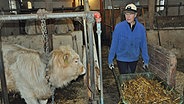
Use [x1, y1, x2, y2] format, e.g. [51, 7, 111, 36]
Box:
[108, 19, 149, 65]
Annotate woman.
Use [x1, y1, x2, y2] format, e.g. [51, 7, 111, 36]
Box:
[108, 3, 149, 74]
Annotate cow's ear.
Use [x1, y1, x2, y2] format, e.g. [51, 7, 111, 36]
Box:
[63, 53, 69, 64]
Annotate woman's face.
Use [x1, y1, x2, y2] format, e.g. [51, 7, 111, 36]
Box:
[125, 12, 137, 23]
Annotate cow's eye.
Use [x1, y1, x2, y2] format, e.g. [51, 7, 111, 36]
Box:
[75, 59, 79, 64]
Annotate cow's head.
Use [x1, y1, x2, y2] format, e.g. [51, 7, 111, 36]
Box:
[47, 45, 86, 88]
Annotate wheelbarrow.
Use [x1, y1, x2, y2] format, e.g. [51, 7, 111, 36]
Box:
[110, 67, 184, 104]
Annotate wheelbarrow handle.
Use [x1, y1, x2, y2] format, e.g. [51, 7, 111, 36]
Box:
[110, 68, 124, 103]
[143, 65, 149, 72]
[111, 68, 118, 81]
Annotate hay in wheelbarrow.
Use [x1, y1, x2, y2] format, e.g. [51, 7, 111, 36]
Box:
[113, 71, 183, 104]
[117, 72, 183, 104]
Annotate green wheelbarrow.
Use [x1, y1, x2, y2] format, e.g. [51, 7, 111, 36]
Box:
[110, 68, 184, 104]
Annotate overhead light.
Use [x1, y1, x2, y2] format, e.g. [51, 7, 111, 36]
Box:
[27, 1, 32, 9]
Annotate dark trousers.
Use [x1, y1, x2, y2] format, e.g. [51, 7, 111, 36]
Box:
[117, 60, 138, 74]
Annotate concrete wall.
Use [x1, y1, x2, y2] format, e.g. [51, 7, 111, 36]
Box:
[2, 31, 83, 59]
[167, 0, 184, 15]
[1, 21, 20, 36]
[147, 29, 184, 58]
[34, 1, 73, 9]
[33, 0, 100, 10]
[0, 0, 9, 10]
[104, 0, 184, 16]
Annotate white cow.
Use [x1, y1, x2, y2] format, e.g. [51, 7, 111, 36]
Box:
[1, 44, 86, 104]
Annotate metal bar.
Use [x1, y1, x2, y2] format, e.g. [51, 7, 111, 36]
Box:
[83, 16, 92, 93]
[86, 12, 96, 103]
[88, 23, 96, 103]
[94, 11, 103, 104]
[111, 68, 123, 103]
[0, 12, 86, 21]
[0, 10, 9, 103]
[96, 22, 103, 104]
[0, 41, 9, 104]
[83, 0, 97, 103]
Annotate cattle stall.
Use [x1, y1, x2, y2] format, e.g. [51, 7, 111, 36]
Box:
[0, 8, 103, 104]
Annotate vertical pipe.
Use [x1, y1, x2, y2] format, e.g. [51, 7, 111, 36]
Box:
[0, 37, 9, 104]
[83, 0, 96, 103]
[94, 11, 103, 104]
[96, 22, 103, 104]
[83, 17, 90, 92]
[88, 22, 96, 103]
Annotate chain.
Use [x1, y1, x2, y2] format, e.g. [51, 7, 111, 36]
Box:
[37, 9, 55, 104]
[37, 9, 50, 55]
[40, 18, 55, 104]
[40, 18, 49, 54]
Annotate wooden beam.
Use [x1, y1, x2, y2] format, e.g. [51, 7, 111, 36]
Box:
[148, 0, 155, 29]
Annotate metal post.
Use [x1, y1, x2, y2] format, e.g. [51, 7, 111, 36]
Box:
[83, 16, 91, 95]
[94, 12, 103, 104]
[0, 10, 9, 103]
[87, 12, 96, 103]
[0, 38, 9, 104]
[83, 0, 97, 103]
